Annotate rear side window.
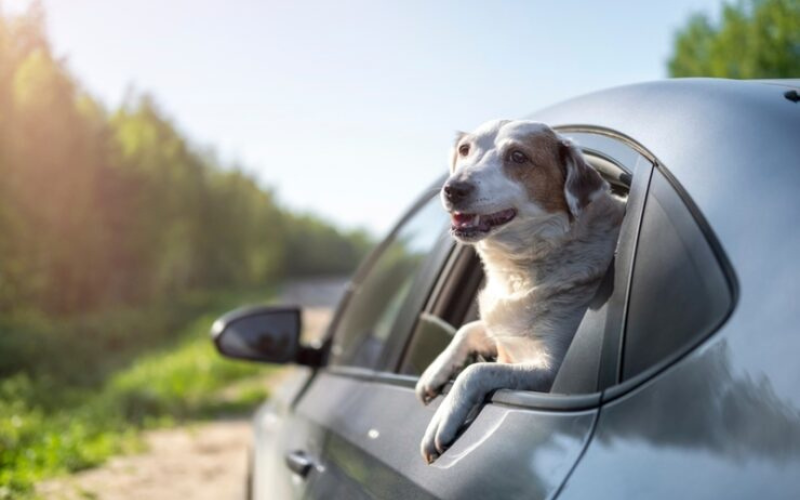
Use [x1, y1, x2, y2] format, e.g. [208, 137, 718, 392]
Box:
[329, 196, 449, 369]
[622, 168, 733, 380]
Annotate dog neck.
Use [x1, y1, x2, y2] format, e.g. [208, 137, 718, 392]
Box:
[475, 211, 570, 295]
[475, 193, 623, 297]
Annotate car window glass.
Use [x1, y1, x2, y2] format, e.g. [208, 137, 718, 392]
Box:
[622, 168, 733, 380]
[329, 195, 449, 368]
[399, 264, 482, 376]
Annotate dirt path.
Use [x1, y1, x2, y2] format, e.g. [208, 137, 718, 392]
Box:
[37, 419, 253, 500]
[37, 278, 348, 500]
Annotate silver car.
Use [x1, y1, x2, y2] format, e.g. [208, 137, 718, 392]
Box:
[212, 78, 800, 499]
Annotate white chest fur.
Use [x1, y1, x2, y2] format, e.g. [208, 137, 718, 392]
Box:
[474, 194, 625, 371]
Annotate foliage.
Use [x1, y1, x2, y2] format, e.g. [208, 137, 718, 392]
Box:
[0, 289, 275, 499]
[0, 7, 371, 317]
[669, 0, 800, 78]
[283, 213, 373, 277]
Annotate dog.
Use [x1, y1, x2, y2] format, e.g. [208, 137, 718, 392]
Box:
[415, 119, 624, 464]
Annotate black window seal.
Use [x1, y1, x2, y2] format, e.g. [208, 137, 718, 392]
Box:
[599, 157, 653, 389]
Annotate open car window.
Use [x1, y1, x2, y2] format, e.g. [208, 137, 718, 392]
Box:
[398, 133, 643, 398]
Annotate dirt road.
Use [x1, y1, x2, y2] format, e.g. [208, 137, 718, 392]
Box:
[37, 278, 348, 500]
[37, 419, 253, 500]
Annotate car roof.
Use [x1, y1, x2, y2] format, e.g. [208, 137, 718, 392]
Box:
[529, 77, 800, 277]
[754, 79, 800, 89]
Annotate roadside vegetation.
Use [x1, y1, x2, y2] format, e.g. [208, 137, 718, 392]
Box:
[0, 289, 280, 498]
[0, 7, 369, 499]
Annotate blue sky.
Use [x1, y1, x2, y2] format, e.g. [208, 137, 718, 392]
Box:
[8, 0, 722, 236]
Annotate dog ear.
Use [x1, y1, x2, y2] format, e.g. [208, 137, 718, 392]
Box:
[449, 131, 467, 172]
[558, 138, 607, 218]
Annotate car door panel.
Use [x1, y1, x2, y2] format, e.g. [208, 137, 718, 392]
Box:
[295, 371, 437, 499]
[251, 367, 316, 500]
[301, 371, 597, 499]
[556, 335, 800, 499]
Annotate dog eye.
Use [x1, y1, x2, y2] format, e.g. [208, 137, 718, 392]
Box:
[458, 144, 470, 156]
[510, 150, 528, 164]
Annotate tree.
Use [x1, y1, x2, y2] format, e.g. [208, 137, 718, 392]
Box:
[669, 0, 800, 78]
[0, 5, 373, 316]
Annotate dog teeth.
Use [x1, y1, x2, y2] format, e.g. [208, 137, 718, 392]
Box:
[452, 210, 515, 232]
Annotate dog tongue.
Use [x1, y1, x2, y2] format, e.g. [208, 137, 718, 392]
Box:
[452, 212, 478, 228]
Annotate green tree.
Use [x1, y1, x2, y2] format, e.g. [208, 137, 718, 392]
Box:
[669, 0, 800, 78]
[0, 9, 111, 313]
[0, 4, 373, 317]
[282, 213, 372, 277]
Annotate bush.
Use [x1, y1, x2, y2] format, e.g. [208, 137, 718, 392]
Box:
[0, 288, 275, 499]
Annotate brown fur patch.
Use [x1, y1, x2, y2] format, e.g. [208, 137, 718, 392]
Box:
[502, 131, 570, 215]
[559, 140, 605, 215]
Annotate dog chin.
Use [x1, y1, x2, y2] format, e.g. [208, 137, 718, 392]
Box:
[451, 227, 491, 243]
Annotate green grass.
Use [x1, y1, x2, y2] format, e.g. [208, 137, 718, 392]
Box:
[0, 289, 277, 499]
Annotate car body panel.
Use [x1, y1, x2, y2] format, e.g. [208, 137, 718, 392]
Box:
[557, 340, 800, 499]
[530, 79, 800, 497]
[299, 371, 597, 500]
[251, 367, 315, 500]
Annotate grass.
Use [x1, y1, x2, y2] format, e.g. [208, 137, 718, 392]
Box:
[0, 289, 277, 499]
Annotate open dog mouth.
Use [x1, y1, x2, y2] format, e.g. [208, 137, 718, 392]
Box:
[450, 208, 517, 239]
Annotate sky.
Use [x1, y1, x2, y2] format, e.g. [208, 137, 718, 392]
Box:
[6, 0, 722, 236]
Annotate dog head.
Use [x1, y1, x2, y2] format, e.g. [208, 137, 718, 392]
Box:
[441, 119, 607, 245]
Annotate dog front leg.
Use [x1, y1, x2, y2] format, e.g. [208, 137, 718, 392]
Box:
[420, 362, 553, 464]
[415, 320, 496, 405]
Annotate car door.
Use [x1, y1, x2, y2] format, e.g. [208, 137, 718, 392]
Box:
[295, 133, 655, 499]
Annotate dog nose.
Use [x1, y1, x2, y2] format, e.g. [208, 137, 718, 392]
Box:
[443, 181, 474, 204]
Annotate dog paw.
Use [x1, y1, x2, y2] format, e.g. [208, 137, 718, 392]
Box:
[419, 392, 467, 464]
[420, 407, 445, 464]
[415, 368, 449, 405]
[415, 378, 441, 405]
[421, 432, 441, 464]
[416, 356, 454, 405]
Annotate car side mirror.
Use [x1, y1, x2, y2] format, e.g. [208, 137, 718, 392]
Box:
[211, 305, 306, 364]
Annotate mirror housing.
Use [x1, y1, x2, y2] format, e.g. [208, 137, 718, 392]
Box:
[210, 305, 322, 366]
